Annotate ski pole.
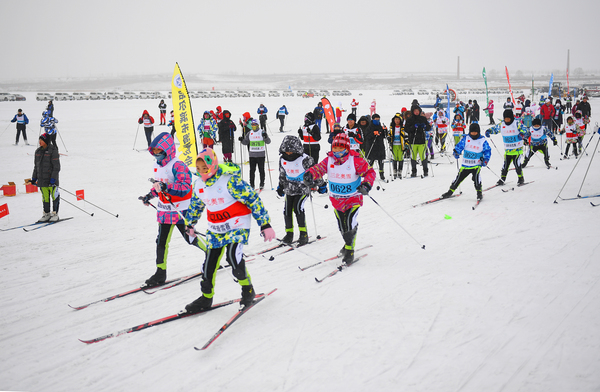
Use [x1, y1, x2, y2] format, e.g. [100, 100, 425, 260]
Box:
[138, 195, 206, 239]
[367, 195, 425, 250]
[264, 143, 274, 190]
[485, 165, 502, 179]
[487, 134, 504, 156]
[308, 193, 321, 240]
[0, 123, 10, 139]
[60, 196, 94, 216]
[58, 186, 119, 217]
[576, 128, 600, 197]
[553, 131, 597, 203]
[133, 124, 140, 150]
[55, 126, 68, 152]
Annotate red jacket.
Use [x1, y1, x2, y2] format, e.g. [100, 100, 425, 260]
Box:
[539, 104, 555, 120]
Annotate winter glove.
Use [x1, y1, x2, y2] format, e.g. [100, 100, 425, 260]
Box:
[453, 149, 460, 159]
[50, 178, 56, 185]
[141, 193, 152, 206]
[153, 181, 167, 192]
[480, 158, 487, 167]
[238, 136, 243, 141]
[276, 185, 285, 197]
[31, 178, 37, 186]
[262, 132, 268, 138]
[357, 183, 371, 195]
[348, 131, 356, 138]
[553, 139, 558, 146]
[317, 185, 327, 194]
[485, 130, 491, 137]
[260, 224, 276, 242]
[186, 226, 196, 238]
[303, 171, 314, 186]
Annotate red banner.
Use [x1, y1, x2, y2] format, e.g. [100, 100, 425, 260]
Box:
[321, 97, 336, 132]
[505, 66, 515, 104]
[0, 203, 9, 219]
[76, 190, 85, 201]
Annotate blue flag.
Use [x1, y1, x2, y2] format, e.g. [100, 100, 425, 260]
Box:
[446, 84, 451, 120]
[548, 73, 554, 97]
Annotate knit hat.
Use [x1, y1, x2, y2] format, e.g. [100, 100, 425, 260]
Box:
[503, 109, 514, 123]
[39, 133, 50, 144]
[332, 133, 350, 150]
[401, 107, 407, 113]
[469, 123, 481, 137]
[346, 113, 356, 122]
[196, 148, 219, 181]
[532, 118, 542, 127]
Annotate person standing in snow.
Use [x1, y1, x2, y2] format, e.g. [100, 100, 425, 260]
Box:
[539, 99, 556, 132]
[472, 100, 480, 123]
[335, 106, 346, 125]
[303, 133, 376, 264]
[40, 110, 58, 147]
[363, 113, 387, 180]
[351, 99, 359, 116]
[183, 148, 276, 312]
[485, 109, 528, 185]
[277, 105, 288, 132]
[241, 119, 271, 190]
[198, 111, 218, 149]
[158, 100, 167, 125]
[276, 135, 326, 246]
[140, 132, 210, 288]
[483, 100, 495, 125]
[522, 118, 557, 169]
[47, 100, 54, 117]
[218, 110, 236, 163]
[313, 102, 324, 131]
[404, 104, 431, 177]
[138, 110, 155, 147]
[343, 113, 363, 152]
[168, 110, 176, 138]
[257, 104, 268, 132]
[31, 132, 61, 222]
[440, 123, 491, 201]
[451, 113, 466, 146]
[11, 108, 29, 145]
[298, 112, 321, 164]
[503, 97, 514, 111]
[433, 109, 449, 152]
[388, 113, 408, 179]
[563, 116, 579, 158]
[370, 99, 376, 116]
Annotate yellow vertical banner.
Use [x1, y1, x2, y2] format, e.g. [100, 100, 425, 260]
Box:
[171, 63, 197, 167]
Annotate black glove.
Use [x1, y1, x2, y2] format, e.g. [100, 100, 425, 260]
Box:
[553, 139, 558, 146]
[357, 183, 371, 195]
[276, 185, 284, 197]
[141, 193, 152, 205]
[348, 131, 356, 138]
[303, 171, 314, 186]
[238, 136, 243, 141]
[262, 132, 268, 138]
[31, 178, 37, 186]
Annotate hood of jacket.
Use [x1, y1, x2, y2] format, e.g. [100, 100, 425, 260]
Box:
[149, 132, 176, 166]
[279, 135, 304, 155]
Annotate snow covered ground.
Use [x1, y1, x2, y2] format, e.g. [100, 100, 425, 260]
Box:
[1, 92, 599, 392]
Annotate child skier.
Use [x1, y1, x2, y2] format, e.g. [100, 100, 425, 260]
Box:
[343, 113, 363, 152]
[31, 133, 61, 222]
[138, 110, 154, 147]
[441, 123, 491, 201]
[198, 111, 217, 149]
[140, 132, 209, 287]
[184, 148, 276, 312]
[563, 116, 579, 158]
[298, 112, 321, 164]
[434, 109, 449, 152]
[303, 134, 376, 264]
[485, 109, 528, 185]
[574, 111, 586, 151]
[276, 136, 326, 245]
[451, 113, 466, 146]
[40, 110, 58, 147]
[388, 113, 408, 179]
[522, 118, 557, 168]
[241, 119, 271, 190]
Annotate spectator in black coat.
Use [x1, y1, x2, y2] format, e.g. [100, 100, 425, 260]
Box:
[218, 110, 237, 162]
[363, 113, 387, 180]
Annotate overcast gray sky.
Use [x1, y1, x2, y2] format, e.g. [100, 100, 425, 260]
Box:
[1, 0, 598, 81]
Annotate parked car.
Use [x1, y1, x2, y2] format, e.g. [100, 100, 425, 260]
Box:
[268, 91, 280, 97]
[154, 92, 166, 99]
[72, 92, 89, 100]
[0, 93, 16, 101]
[54, 92, 73, 101]
[106, 92, 124, 100]
[238, 91, 251, 97]
[283, 91, 294, 97]
[89, 92, 106, 100]
[123, 91, 139, 99]
[320, 90, 330, 96]
[138, 92, 153, 99]
[36, 93, 53, 101]
[14, 94, 26, 101]
[252, 91, 265, 97]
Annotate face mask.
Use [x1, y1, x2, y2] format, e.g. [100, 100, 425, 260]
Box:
[333, 150, 347, 159]
[372, 119, 380, 125]
[154, 152, 167, 162]
[533, 126, 541, 131]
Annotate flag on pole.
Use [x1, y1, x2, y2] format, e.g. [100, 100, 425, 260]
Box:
[445, 84, 451, 121]
[0, 203, 9, 219]
[171, 63, 197, 167]
[321, 97, 336, 131]
[482, 67, 489, 106]
[548, 73, 554, 97]
[505, 66, 515, 104]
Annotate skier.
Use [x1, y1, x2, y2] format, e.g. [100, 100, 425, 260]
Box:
[539, 99, 556, 131]
[404, 104, 431, 177]
[363, 113, 387, 180]
[451, 113, 466, 146]
[563, 116, 579, 158]
[472, 100, 480, 123]
[579, 96, 592, 130]
[335, 106, 346, 124]
[276, 135, 326, 245]
[158, 100, 167, 125]
[434, 109, 449, 152]
[503, 97, 514, 111]
[40, 110, 58, 147]
[483, 100, 495, 125]
[241, 119, 271, 190]
[574, 111, 586, 150]
[522, 107, 534, 128]
[388, 113, 408, 179]
[11, 108, 29, 146]
[522, 118, 557, 169]
[466, 100, 473, 124]
[138, 110, 155, 147]
[303, 133, 376, 264]
[343, 113, 363, 152]
[198, 111, 217, 149]
[277, 105, 288, 132]
[513, 99, 523, 120]
[370, 99, 376, 116]
[357, 115, 371, 154]
[485, 109, 528, 185]
[313, 102, 324, 131]
[184, 148, 276, 312]
[168, 110, 176, 138]
[31, 133, 61, 222]
[214, 106, 224, 123]
[217, 110, 236, 163]
[350, 99, 359, 116]
[552, 99, 564, 134]
[441, 123, 491, 201]
[298, 112, 321, 164]
[140, 132, 210, 287]
[257, 104, 268, 131]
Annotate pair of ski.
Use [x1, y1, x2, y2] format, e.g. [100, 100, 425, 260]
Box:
[246, 236, 326, 260]
[500, 181, 535, 193]
[1, 217, 73, 232]
[265, 236, 327, 261]
[315, 254, 368, 283]
[298, 244, 373, 271]
[80, 289, 277, 348]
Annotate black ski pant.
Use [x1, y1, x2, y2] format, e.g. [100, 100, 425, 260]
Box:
[249, 156, 266, 188]
[259, 114, 267, 131]
[200, 243, 249, 298]
[144, 126, 154, 147]
[16, 124, 27, 143]
[334, 206, 359, 251]
[499, 153, 523, 181]
[449, 166, 482, 192]
[368, 159, 385, 179]
[278, 115, 285, 131]
[283, 194, 308, 231]
[155, 222, 204, 270]
[524, 143, 549, 166]
[303, 144, 320, 166]
[565, 142, 578, 157]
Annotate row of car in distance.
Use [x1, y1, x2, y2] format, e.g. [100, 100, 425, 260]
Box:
[0, 93, 27, 101]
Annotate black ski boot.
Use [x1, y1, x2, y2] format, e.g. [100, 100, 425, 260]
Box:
[477, 190, 483, 200]
[281, 231, 294, 245]
[517, 177, 525, 185]
[342, 248, 355, 265]
[496, 178, 505, 186]
[144, 268, 166, 288]
[185, 295, 213, 313]
[441, 190, 453, 199]
[240, 285, 256, 308]
[338, 246, 347, 258]
[298, 231, 309, 246]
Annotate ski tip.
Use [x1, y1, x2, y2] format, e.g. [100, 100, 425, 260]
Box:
[421, 245, 426, 250]
[91, 213, 95, 217]
[68, 304, 86, 310]
[268, 256, 275, 261]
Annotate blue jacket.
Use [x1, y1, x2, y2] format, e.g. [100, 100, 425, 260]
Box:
[12, 113, 29, 124]
[454, 135, 491, 167]
[524, 125, 557, 147]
